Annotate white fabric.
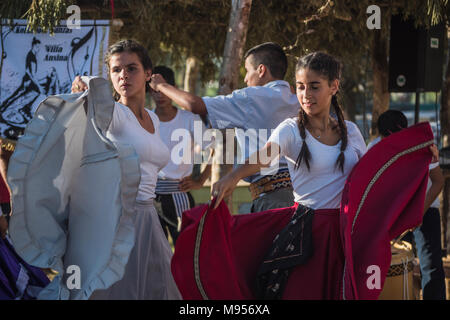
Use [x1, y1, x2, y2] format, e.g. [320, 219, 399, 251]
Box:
[8, 77, 141, 299]
[90, 200, 181, 300]
[158, 109, 207, 180]
[203, 80, 299, 182]
[268, 118, 367, 209]
[367, 136, 381, 150]
[107, 103, 169, 200]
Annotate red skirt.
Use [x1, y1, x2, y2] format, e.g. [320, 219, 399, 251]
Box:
[171, 122, 434, 300]
[172, 203, 343, 299]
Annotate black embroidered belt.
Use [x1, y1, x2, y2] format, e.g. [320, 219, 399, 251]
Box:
[249, 170, 292, 201]
[0, 139, 16, 152]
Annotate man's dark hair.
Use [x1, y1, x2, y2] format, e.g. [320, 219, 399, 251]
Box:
[154, 65, 175, 86]
[377, 109, 408, 137]
[244, 42, 287, 79]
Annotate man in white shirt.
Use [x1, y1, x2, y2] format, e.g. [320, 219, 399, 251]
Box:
[150, 42, 299, 212]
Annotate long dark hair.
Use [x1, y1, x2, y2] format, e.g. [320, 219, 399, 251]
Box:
[104, 39, 153, 101]
[294, 51, 348, 172]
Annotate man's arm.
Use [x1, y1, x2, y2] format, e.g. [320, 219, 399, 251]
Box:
[423, 166, 444, 214]
[150, 74, 207, 115]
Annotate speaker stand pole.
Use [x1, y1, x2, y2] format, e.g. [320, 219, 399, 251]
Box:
[414, 91, 420, 124]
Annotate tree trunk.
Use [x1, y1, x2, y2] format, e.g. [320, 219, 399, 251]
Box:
[370, 29, 390, 140]
[341, 79, 357, 122]
[184, 56, 200, 93]
[211, 0, 252, 211]
[217, 0, 252, 95]
[184, 56, 202, 179]
[440, 28, 450, 255]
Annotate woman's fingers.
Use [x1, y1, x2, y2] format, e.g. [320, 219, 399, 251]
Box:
[179, 180, 193, 192]
[211, 182, 224, 210]
[211, 181, 233, 209]
[213, 189, 225, 210]
[210, 174, 239, 210]
[71, 76, 88, 93]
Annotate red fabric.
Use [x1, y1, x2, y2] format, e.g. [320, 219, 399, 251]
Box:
[172, 203, 342, 299]
[172, 204, 290, 299]
[171, 122, 433, 300]
[341, 122, 433, 300]
[0, 176, 10, 203]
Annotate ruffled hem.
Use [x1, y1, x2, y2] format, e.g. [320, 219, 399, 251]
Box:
[8, 77, 140, 300]
[9, 96, 67, 286]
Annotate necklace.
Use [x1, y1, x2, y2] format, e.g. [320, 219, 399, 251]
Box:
[308, 119, 333, 139]
[310, 127, 325, 139]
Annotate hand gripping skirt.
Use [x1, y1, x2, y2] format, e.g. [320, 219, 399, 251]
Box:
[91, 200, 181, 300]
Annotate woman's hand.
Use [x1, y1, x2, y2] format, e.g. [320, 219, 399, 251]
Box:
[429, 144, 439, 163]
[71, 76, 88, 93]
[179, 176, 202, 192]
[210, 173, 240, 209]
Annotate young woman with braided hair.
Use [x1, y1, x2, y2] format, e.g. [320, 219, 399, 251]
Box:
[173, 52, 366, 299]
[212, 51, 366, 211]
[172, 51, 435, 299]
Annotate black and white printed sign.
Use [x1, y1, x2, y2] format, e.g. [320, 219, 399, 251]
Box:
[0, 19, 109, 140]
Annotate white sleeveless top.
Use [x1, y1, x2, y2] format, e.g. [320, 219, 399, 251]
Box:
[107, 102, 170, 200]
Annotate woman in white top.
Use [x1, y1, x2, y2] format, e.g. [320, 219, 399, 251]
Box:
[211, 51, 366, 299]
[73, 40, 181, 300]
[151, 66, 211, 245]
[212, 52, 366, 209]
[170, 52, 439, 299]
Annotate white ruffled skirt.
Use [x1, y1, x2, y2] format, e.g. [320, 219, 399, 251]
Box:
[90, 200, 181, 300]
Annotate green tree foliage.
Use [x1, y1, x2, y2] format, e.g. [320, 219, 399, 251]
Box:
[115, 0, 231, 83]
[0, 0, 73, 35]
[1, 0, 449, 109]
[2, 1, 448, 79]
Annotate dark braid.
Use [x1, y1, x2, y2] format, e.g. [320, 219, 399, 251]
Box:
[331, 94, 348, 172]
[294, 51, 348, 171]
[295, 107, 312, 170]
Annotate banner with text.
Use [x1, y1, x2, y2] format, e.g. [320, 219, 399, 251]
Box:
[0, 19, 109, 140]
